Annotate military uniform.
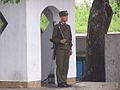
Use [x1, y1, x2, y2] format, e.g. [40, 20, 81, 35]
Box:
[52, 22, 72, 85]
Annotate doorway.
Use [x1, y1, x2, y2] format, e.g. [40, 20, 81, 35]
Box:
[40, 6, 59, 86]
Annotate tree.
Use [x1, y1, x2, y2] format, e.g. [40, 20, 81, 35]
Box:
[0, 0, 20, 4]
[85, 0, 113, 81]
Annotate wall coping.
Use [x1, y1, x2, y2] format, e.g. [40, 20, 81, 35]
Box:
[76, 32, 120, 37]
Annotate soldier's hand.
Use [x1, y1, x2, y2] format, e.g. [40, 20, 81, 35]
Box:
[60, 39, 66, 44]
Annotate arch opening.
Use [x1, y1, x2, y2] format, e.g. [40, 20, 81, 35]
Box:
[40, 6, 59, 86]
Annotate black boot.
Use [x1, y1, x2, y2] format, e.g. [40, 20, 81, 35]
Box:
[58, 82, 72, 88]
[64, 83, 72, 87]
[58, 83, 67, 87]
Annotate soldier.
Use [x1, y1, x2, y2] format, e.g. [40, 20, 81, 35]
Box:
[51, 10, 73, 87]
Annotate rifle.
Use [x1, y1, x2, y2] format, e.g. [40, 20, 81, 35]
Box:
[50, 21, 56, 60]
[50, 21, 67, 60]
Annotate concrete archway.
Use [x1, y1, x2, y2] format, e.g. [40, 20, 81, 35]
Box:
[40, 6, 59, 86]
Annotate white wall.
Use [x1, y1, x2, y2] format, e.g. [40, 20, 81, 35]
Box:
[0, 0, 27, 81]
[105, 33, 120, 86]
[0, 0, 76, 82]
[26, 0, 76, 81]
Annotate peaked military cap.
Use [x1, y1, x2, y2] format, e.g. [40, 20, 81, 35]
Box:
[59, 10, 69, 17]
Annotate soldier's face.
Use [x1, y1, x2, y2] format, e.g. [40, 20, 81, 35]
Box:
[60, 16, 68, 22]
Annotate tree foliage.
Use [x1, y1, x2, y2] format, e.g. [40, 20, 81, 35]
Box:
[115, 0, 120, 6]
[75, 5, 90, 33]
[0, 0, 20, 4]
[75, 0, 120, 33]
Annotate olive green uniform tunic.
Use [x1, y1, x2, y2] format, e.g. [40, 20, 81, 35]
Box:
[52, 22, 72, 84]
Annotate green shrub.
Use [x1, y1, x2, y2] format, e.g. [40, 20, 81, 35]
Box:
[109, 0, 120, 32]
[0, 19, 3, 30]
[75, 5, 90, 33]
